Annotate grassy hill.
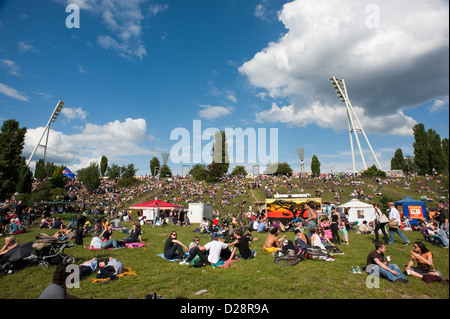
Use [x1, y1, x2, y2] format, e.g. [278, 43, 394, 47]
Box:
[0, 174, 448, 300]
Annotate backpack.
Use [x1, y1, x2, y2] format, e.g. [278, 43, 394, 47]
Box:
[76, 215, 86, 229]
[75, 229, 83, 245]
[281, 240, 297, 255]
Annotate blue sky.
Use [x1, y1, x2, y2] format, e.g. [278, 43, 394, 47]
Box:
[0, 0, 448, 176]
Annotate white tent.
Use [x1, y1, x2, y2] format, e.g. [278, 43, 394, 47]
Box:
[337, 199, 375, 224]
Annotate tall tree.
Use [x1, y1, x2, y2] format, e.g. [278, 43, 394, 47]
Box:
[442, 138, 449, 173]
[100, 156, 108, 177]
[45, 162, 56, 179]
[211, 130, 229, 175]
[150, 157, 160, 176]
[77, 162, 101, 193]
[0, 119, 27, 200]
[51, 166, 66, 188]
[428, 129, 446, 174]
[311, 155, 321, 176]
[263, 162, 292, 175]
[231, 165, 248, 176]
[159, 164, 172, 178]
[122, 163, 138, 179]
[390, 148, 407, 172]
[17, 159, 33, 194]
[34, 158, 46, 181]
[413, 123, 430, 175]
[189, 164, 207, 181]
[106, 164, 122, 180]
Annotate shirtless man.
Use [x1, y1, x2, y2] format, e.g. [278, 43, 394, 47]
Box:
[263, 227, 286, 253]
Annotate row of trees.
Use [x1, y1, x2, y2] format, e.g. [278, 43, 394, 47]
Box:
[391, 123, 449, 175]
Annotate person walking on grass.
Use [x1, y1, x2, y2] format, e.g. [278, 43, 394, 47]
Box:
[387, 203, 410, 246]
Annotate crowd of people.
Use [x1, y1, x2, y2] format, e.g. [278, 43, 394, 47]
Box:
[0, 172, 448, 298]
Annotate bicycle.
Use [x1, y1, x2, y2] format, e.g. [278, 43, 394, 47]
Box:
[274, 249, 306, 266]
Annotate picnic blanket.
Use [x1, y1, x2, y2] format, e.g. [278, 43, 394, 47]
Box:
[125, 242, 146, 249]
[212, 258, 239, 268]
[88, 246, 124, 250]
[157, 253, 190, 262]
[90, 267, 137, 283]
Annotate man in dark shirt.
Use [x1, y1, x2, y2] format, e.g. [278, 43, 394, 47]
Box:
[230, 230, 256, 260]
[365, 242, 408, 283]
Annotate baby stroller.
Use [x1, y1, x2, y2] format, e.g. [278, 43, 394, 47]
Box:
[32, 232, 76, 269]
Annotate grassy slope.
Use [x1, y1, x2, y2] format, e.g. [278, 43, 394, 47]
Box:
[0, 175, 448, 299]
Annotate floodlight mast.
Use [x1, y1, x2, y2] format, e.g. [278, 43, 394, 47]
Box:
[26, 100, 64, 167]
[296, 148, 305, 175]
[328, 77, 382, 173]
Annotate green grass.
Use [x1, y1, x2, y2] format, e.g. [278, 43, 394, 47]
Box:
[1, 220, 448, 299]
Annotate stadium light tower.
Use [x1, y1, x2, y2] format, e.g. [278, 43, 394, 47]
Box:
[328, 76, 382, 173]
[296, 148, 305, 175]
[26, 100, 64, 167]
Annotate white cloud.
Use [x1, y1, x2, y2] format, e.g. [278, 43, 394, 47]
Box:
[33, 90, 53, 100]
[198, 104, 234, 120]
[17, 41, 40, 54]
[0, 82, 29, 101]
[429, 97, 449, 113]
[254, 0, 277, 22]
[0, 59, 22, 76]
[148, 4, 168, 16]
[23, 118, 156, 172]
[65, 0, 150, 60]
[78, 64, 87, 74]
[240, 0, 449, 136]
[61, 107, 88, 121]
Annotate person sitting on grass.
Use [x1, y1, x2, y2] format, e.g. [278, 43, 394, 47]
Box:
[405, 241, 442, 282]
[365, 241, 408, 283]
[180, 233, 234, 266]
[164, 231, 188, 260]
[263, 227, 286, 254]
[229, 230, 256, 260]
[122, 223, 143, 243]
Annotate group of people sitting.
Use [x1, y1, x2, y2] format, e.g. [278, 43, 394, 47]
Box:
[89, 222, 143, 249]
[163, 229, 257, 267]
[365, 240, 447, 284]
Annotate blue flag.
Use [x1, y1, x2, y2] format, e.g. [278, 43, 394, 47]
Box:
[62, 168, 76, 179]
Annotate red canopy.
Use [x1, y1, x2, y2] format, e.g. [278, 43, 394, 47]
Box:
[129, 199, 182, 210]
